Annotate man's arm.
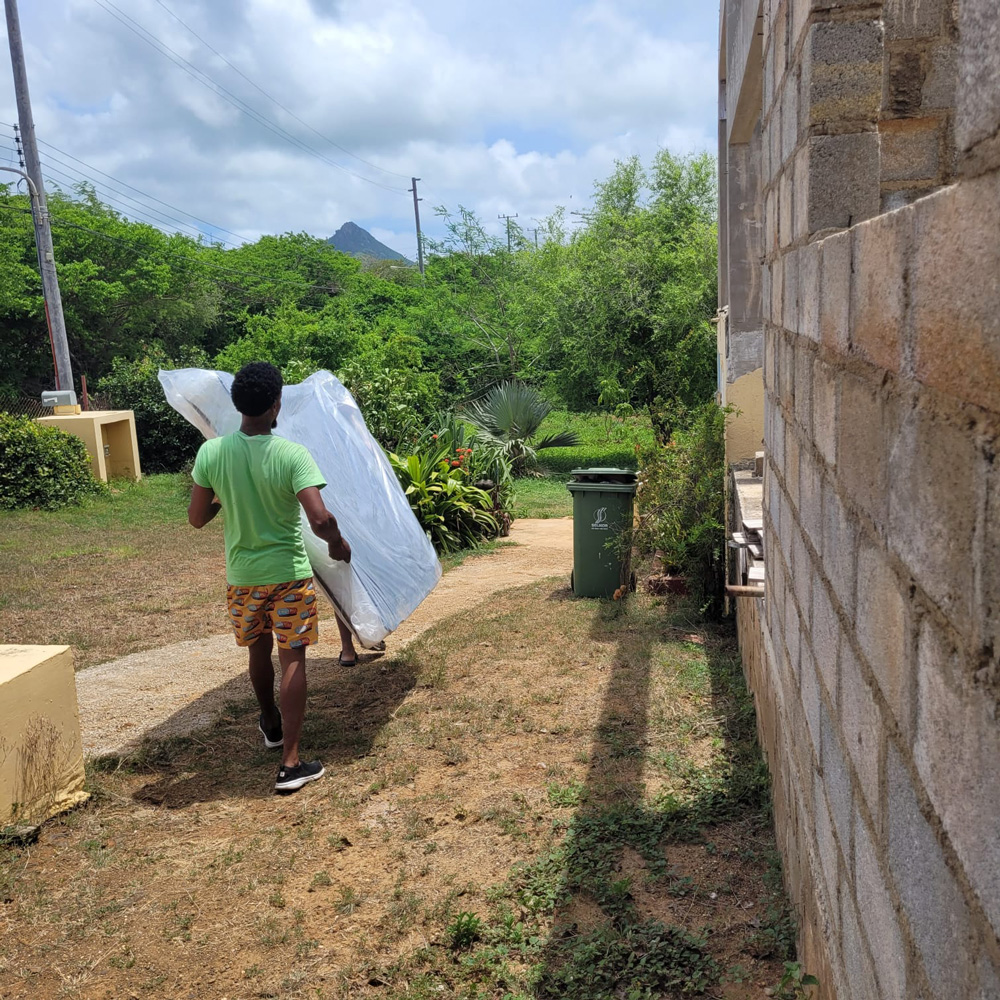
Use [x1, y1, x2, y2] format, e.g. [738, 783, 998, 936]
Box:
[297, 486, 351, 562]
[188, 484, 221, 528]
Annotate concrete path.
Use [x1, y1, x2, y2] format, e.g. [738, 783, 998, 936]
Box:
[76, 518, 573, 755]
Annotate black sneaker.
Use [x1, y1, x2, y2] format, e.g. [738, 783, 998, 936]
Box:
[275, 760, 325, 792]
[259, 714, 283, 749]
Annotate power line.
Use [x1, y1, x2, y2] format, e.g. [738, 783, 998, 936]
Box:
[38, 151, 241, 245]
[149, 0, 410, 182]
[37, 138, 249, 244]
[90, 0, 408, 197]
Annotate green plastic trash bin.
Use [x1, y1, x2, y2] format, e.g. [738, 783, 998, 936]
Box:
[567, 468, 638, 598]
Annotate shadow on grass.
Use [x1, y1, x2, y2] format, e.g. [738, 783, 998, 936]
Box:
[91, 652, 419, 808]
[523, 594, 774, 998]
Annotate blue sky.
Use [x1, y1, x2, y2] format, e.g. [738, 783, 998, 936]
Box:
[2, 0, 718, 256]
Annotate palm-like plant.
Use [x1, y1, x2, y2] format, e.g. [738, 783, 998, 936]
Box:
[465, 381, 579, 475]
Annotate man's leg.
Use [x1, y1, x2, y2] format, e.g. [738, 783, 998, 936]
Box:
[248, 632, 280, 729]
[277, 645, 307, 767]
[337, 614, 357, 665]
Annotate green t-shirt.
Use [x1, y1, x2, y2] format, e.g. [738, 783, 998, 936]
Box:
[192, 432, 326, 586]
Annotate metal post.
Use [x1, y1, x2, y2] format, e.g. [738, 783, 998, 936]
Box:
[5, 0, 73, 392]
[409, 176, 425, 276]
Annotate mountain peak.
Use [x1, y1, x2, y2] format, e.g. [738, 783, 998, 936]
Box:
[328, 222, 411, 263]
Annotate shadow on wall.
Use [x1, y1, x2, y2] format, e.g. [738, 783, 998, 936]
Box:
[89, 652, 416, 808]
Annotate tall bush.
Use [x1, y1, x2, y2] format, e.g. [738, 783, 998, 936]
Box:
[0, 414, 102, 510]
[635, 403, 728, 615]
[95, 349, 207, 473]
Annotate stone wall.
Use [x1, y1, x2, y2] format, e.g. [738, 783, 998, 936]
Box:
[728, 0, 1000, 995]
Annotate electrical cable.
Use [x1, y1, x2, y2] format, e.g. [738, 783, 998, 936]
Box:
[149, 0, 411, 181]
[90, 0, 408, 196]
[37, 138, 249, 245]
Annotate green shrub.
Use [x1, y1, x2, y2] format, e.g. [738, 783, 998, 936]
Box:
[420, 413, 515, 533]
[95, 349, 208, 473]
[540, 447, 640, 475]
[635, 403, 728, 614]
[0, 414, 102, 510]
[389, 441, 498, 554]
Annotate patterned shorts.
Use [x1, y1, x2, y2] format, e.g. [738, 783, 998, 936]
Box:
[226, 578, 319, 648]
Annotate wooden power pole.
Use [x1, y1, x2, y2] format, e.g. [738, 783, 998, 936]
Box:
[409, 177, 425, 276]
[5, 0, 73, 392]
[498, 213, 518, 252]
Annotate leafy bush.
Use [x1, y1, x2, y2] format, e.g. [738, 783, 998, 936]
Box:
[339, 340, 441, 453]
[0, 413, 102, 510]
[635, 403, 728, 614]
[390, 440, 498, 554]
[95, 349, 208, 473]
[465, 381, 579, 475]
[420, 413, 514, 533]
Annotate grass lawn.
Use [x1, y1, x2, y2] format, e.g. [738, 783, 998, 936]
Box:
[535, 409, 655, 474]
[511, 477, 571, 520]
[0, 584, 796, 1000]
[0, 475, 227, 669]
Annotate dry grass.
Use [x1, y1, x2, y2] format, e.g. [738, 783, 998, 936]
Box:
[0, 582, 795, 1000]
[0, 476, 226, 669]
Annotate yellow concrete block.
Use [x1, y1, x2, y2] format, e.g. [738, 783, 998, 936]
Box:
[36, 409, 142, 483]
[0, 646, 88, 827]
[724, 368, 766, 465]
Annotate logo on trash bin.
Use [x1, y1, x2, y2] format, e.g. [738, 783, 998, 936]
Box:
[591, 507, 609, 530]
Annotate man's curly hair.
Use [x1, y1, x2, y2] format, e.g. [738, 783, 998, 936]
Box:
[231, 362, 283, 417]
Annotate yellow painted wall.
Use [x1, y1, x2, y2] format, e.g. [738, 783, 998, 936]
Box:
[35, 410, 142, 483]
[0, 646, 88, 826]
[724, 368, 765, 465]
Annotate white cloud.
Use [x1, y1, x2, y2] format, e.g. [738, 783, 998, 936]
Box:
[0, 0, 717, 252]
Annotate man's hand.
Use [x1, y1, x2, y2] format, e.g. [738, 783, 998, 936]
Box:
[298, 486, 351, 562]
[188, 483, 222, 528]
[329, 536, 352, 563]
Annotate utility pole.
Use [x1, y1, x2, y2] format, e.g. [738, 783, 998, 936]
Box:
[6, 0, 73, 392]
[409, 177, 425, 276]
[527, 227, 540, 248]
[498, 212, 518, 252]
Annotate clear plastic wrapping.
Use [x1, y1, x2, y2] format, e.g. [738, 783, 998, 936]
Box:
[159, 368, 441, 648]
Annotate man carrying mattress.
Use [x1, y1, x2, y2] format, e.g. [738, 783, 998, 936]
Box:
[187, 361, 356, 792]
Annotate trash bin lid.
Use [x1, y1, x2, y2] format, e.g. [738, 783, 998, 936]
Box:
[570, 467, 638, 484]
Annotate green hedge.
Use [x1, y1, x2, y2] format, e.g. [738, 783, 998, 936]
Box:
[540, 447, 640, 474]
[0, 413, 102, 510]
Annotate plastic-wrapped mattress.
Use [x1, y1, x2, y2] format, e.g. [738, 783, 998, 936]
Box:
[159, 368, 441, 648]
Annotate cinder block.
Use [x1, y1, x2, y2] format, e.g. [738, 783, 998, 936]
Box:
[836, 373, 895, 526]
[779, 171, 794, 248]
[798, 447, 822, 554]
[785, 583, 803, 682]
[956, 0, 1000, 153]
[800, 642, 822, 755]
[793, 145, 811, 242]
[792, 526, 814, 649]
[810, 577, 839, 698]
[765, 188, 778, 254]
[807, 133, 881, 232]
[911, 173, 1000, 414]
[771, 246, 785, 326]
[839, 887, 880, 999]
[820, 698, 854, 864]
[854, 808, 908, 1000]
[812, 356, 837, 466]
[782, 72, 800, 164]
[856, 539, 912, 736]
[821, 485, 858, 618]
[880, 117, 943, 182]
[803, 20, 884, 126]
[915, 618, 1000, 934]
[793, 341, 813, 434]
[849, 208, 912, 373]
[887, 742, 976, 999]
[799, 240, 821, 342]
[888, 401, 979, 637]
[922, 39, 957, 111]
[784, 247, 801, 333]
[883, 0, 947, 40]
[785, 424, 801, 511]
[839, 637, 882, 821]
[885, 46, 930, 120]
[819, 230, 851, 354]
[813, 776, 841, 933]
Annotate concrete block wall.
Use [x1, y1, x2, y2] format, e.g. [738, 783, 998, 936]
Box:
[750, 0, 1000, 995]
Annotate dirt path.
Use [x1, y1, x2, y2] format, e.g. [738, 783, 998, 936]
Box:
[76, 518, 573, 756]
